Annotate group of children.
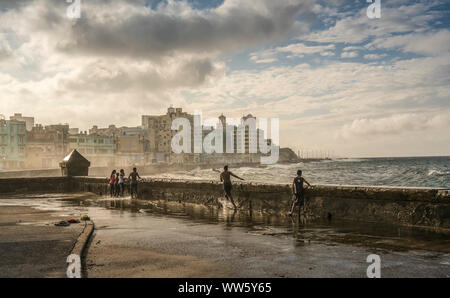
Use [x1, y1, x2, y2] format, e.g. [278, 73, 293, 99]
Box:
[108, 167, 142, 198]
[108, 165, 311, 216]
[109, 169, 126, 197]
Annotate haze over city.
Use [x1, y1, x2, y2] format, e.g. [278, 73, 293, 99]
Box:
[1, 0, 449, 157]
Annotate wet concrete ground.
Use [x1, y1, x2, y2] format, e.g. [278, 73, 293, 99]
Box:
[0, 194, 89, 278]
[0, 193, 449, 278]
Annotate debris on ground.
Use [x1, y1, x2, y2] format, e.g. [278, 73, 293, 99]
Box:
[55, 221, 70, 227]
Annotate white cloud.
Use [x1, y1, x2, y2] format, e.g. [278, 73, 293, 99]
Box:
[363, 53, 387, 60]
[336, 113, 450, 139]
[341, 51, 358, 58]
[305, 2, 439, 44]
[249, 49, 278, 64]
[276, 43, 335, 58]
[368, 30, 450, 56]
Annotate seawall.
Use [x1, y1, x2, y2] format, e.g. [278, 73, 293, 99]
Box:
[0, 162, 263, 179]
[0, 177, 70, 194]
[71, 177, 450, 230]
[1, 176, 449, 230]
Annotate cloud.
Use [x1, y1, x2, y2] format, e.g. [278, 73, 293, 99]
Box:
[58, 57, 225, 94]
[0, 0, 316, 95]
[4, 0, 315, 61]
[305, 1, 440, 44]
[368, 29, 450, 56]
[341, 51, 358, 58]
[249, 49, 278, 64]
[0, 36, 13, 62]
[276, 42, 335, 58]
[336, 113, 450, 139]
[363, 53, 387, 59]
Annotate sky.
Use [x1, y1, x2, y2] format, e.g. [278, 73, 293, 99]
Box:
[0, 0, 449, 157]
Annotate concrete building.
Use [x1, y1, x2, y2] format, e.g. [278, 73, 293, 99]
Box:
[142, 107, 195, 163]
[115, 127, 151, 167]
[0, 119, 26, 170]
[68, 128, 79, 135]
[68, 132, 115, 167]
[88, 125, 151, 167]
[89, 125, 122, 137]
[25, 124, 69, 169]
[9, 113, 34, 131]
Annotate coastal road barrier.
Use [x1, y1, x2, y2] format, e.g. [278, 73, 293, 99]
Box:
[1, 176, 448, 230]
[71, 177, 450, 230]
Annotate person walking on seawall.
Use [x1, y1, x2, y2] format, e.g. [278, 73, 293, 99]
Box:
[109, 170, 116, 197]
[114, 172, 120, 197]
[288, 170, 312, 217]
[220, 165, 244, 209]
[129, 167, 142, 199]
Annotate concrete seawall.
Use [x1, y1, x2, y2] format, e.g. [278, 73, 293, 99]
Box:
[71, 177, 450, 230]
[0, 177, 69, 194]
[1, 176, 448, 230]
[0, 162, 263, 179]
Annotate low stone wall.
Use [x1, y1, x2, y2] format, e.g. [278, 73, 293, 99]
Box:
[0, 177, 70, 194]
[0, 162, 262, 179]
[71, 177, 450, 230]
[1, 176, 448, 229]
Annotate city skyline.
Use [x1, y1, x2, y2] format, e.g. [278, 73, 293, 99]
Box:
[1, 0, 449, 158]
[0, 107, 283, 170]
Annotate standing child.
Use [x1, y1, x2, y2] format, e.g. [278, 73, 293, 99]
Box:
[128, 167, 141, 199]
[119, 169, 125, 197]
[288, 170, 312, 217]
[109, 170, 116, 197]
[114, 172, 120, 197]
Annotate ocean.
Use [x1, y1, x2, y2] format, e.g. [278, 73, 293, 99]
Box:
[145, 156, 450, 189]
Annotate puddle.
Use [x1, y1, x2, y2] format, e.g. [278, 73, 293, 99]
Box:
[1, 193, 449, 254]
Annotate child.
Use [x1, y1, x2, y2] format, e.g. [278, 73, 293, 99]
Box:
[119, 169, 125, 197]
[288, 170, 311, 217]
[128, 167, 141, 199]
[109, 170, 116, 197]
[114, 172, 120, 197]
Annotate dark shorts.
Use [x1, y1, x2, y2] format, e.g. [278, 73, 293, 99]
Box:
[131, 182, 138, 192]
[293, 194, 304, 206]
[224, 183, 232, 197]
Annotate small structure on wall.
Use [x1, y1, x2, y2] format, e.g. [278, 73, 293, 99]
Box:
[60, 149, 91, 177]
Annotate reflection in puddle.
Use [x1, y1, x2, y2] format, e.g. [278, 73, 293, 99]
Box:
[1, 193, 449, 254]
